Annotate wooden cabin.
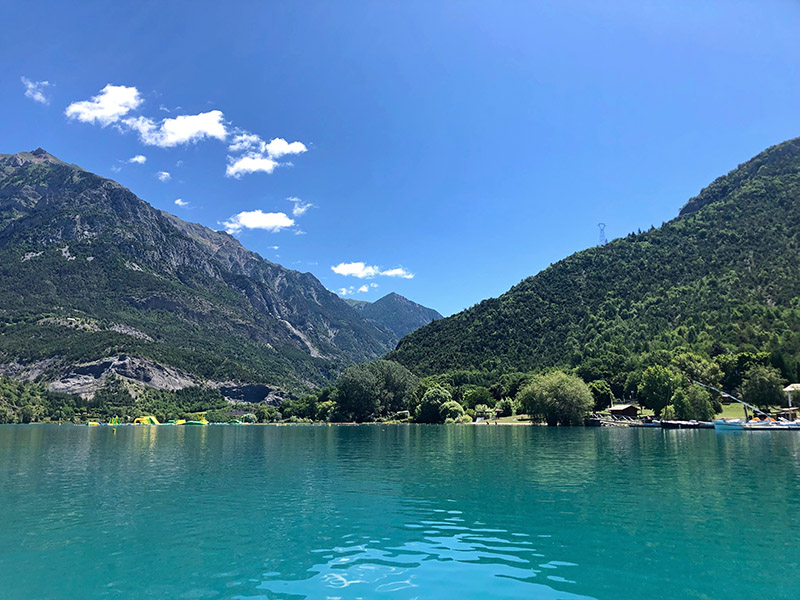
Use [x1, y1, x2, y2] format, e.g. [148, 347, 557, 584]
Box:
[609, 404, 639, 418]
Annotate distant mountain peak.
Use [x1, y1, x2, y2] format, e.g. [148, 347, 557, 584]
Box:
[360, 292, 443, 340]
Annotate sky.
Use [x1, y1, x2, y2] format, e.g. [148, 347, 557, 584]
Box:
[2, 1, 800, 316]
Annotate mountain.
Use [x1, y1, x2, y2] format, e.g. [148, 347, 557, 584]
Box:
[350, 293, 443, 339]
[389, 138, 800, 383]
[343, 299, 371, 309]
[0, 148, 397, 396]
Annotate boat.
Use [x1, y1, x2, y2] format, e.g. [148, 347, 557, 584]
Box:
[662, 420, 700, 429]
[714, 418, 800, 431]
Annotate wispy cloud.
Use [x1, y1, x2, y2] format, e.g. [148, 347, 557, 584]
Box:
[124, 110, 227, 147]
[174, 198, 189, 207]
[222, 210, 295, 235]
[288, 197, 315, 217]
[338, 284, 373, 296]
[21, 77, 52, 104]
[380, 267, 414, 279]
[128, 154, 147, 164]
[331, 262, 414, 279]
[157, 171, 171, 182]
[65, 84, 142, 126]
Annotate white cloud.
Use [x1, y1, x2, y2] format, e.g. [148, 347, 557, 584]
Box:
[357, 285, 369, 293]
[381, 267, 415, 279]
[128, 155, 147, 164]
[124, 110, 227, 147]
[222, 210, 295, 234]
[157, 171, 171, 182]
[370, 283, 379, 288]
[174, 198, 189, 207]
[228, 132, 261, 152]
[65, 84, 142, 126]
[331, 262, 414, 279]
[332, 262, 381, 279]
[264, 138, 307, 159]
[225, 153, 279, 178]
[268, 245, 279, 250]
[288, 197, 315, 217]
[227, 131, 307, 158]
[21, 77, 52, 104]
[338, 287, 352, 296]
[225, 131, 308, 178]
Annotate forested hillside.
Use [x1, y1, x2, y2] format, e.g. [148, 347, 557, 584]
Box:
[0, 149, 397, 393]
[389, 138, 800, 388]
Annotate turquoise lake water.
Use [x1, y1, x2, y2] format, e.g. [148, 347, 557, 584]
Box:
[1, 424, 798, 599]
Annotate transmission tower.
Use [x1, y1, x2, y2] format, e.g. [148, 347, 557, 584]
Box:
[598, 222, 607, 246]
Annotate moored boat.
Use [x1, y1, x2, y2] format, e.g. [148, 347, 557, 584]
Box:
[714, 418, 800, 431]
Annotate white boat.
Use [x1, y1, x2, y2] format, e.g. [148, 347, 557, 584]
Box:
[714, 419, 800, 431]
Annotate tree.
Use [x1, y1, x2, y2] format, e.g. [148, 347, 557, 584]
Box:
[671, 352, 722, 387]
[516, 371, 593, 426]
[741, 365, 784, 409]
[462, 387, 493, 409]
[19, 404, 44, 423]
[638, 366, 680, 416]
[623, 371, 642, 401]
[717, 352, 770, 391]
[670, 386, 715, 421]
[255, 405, 279, 423]
[495, 397, 515, 417]
[336, 360, 418, 422]
[587, 380, 615, 411]
[439, 400, 465, 422]
[416, 385, 451, 423]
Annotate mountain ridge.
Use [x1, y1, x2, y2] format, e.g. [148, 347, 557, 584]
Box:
[388, 137, 800, 386]
[0, 149, 400, 395]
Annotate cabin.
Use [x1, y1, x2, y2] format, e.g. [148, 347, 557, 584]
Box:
[783, 383, 800, 407]
[609, 404, 639, 418]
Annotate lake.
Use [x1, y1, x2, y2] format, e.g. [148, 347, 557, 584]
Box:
[0, 424, 798, 599]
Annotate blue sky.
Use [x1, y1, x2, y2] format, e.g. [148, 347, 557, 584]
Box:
[2, 1, 800, 316]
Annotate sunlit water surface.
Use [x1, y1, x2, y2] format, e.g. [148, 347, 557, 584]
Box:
[1, 424, 798, 599]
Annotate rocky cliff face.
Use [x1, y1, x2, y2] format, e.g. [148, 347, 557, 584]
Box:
[0, 149, 395, 393]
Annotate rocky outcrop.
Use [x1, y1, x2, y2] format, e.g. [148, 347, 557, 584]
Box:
[46, 355, 200, 397]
